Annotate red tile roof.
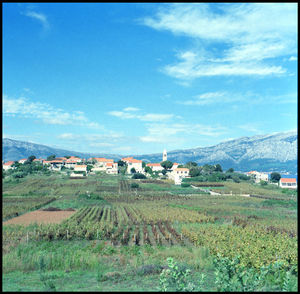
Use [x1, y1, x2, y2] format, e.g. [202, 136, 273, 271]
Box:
[3, 161, 15, 165]
[146, 163, 161, 167]
[128, 159, 142, 163]
[122, 157, 133, 161]
[95, 158, 114, 162]
[280, 178, 297, 183]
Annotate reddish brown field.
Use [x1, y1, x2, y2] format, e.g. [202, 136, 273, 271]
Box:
[3, 210, 76, 226]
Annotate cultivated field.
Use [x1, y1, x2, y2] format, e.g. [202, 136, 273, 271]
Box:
[2, 173, 298, 291]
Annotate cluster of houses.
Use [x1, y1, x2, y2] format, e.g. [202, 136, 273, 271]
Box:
[245, 170, 297, 189]
[2, 151, 297, 188]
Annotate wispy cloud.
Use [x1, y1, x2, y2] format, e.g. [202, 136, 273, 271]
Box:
[22, 9, 50, 30]
[142, 3, 297, 80]
[289, 56, 297, 61]
[108, 108, 175, 122]
[178, 91, 242, 105]
[140, 122, 227, 143]
[3, 95, 103, 129]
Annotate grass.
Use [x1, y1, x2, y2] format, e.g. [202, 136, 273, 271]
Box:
[2, 173, 298, 291]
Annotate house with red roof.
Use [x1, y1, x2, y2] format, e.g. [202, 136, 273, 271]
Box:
[279, 178, 297, 189]
[146, 163, 164, 172]
[3, 161, 15, 171]
[18, 158, 27, 164]
[122, 157, 143, 173]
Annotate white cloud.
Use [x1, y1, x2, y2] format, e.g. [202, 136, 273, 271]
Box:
[289, 56, 297, 61]
[108, 108, 174, 122]
[179, 91, 240, 105]
[3, 95, 103, 129]
[143, 3, 297, 79]
[123, 107, 140, 112]
[23, 10, 49, 30]
[140, 122, 227, 143]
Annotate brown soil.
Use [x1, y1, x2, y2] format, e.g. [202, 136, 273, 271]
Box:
[3, 210, 76, 226]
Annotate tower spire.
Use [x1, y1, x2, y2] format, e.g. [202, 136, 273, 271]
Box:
[163, 148, 167, 162]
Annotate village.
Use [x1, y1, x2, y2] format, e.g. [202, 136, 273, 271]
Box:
[2, 149, 297, 189]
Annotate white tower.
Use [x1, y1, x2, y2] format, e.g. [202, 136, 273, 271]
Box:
[163, 149, 167, 162]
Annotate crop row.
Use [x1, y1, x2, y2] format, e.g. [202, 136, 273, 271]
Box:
[181, 223, 297, 271]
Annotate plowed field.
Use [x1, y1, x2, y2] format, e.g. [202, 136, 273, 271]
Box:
[3, 210, 76, 226]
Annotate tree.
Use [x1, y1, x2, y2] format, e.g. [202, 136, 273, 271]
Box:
[87, 165, 93, 172]
[161, 169, 167, 175]
[145, 166, 153, 174]
[118, 160, 126, 166]
[226, 168, 234, 173]
[214, 164, 223, 172]
[142, 161, 146, 168]
[186, 161, 198, 167]
[47, 155, 56, 161]
[64, 156, 71, 159]
[161, 160, 173, 170]
[189, 167, 201, 177]
[130, 167, 136, 174]
[27, 155, 36, 163]
[132, 173, 146, 179]
[270, 172, 281, 183]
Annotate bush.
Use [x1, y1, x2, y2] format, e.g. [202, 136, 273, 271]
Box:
[159, 257, 205, 292]
[181, 183, 190, 188]
[132, 173, 146, 179]
[131, 183, 139, 189]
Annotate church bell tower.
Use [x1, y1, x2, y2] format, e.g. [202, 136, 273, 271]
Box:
[163, 149, 167, 162]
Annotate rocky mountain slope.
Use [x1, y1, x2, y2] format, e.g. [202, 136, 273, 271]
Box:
[2, 131, 297, 173]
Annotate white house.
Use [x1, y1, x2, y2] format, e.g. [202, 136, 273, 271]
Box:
[171, 163, 179, 170]
[105, 162, 118, 174]
[64, 159, 78, 169]
[246, 171, 269, 183]
[74, 165, 87, 172]
[3, 161, 15, 171]
[18, 158, 27, 164]
[169, 168, 190, 185]
[146, 163, 164, 172]
[279, 178, 297, 189]
[122, 157, 143, 173]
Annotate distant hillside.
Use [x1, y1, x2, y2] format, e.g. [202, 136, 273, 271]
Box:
[2, 131, 297, 174]
[132, 131, 298, 174]
[2, 138, 121, 162]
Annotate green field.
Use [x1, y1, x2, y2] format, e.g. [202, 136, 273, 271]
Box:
[2, 173, 298, 291]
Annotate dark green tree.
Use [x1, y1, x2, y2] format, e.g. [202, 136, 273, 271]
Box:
[189, 167, 201, 177]
[226, 168, 234, 173]
[186, 161, 198, 167]
[214, 164, 223, 172]
[160, 160, 173, 170]
[270, 172, 281, 182]
[145, 166, 153, 174]
[47, 155, 56, 161]
[142, 161, 146, 168]
[130, 167, 136, 174]
[27, 155, 36, 163]
[161, 169, 167, 175]
[118, 160, 126, 166]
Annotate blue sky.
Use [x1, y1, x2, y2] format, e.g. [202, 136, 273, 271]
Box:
[3, 3, 297, 155]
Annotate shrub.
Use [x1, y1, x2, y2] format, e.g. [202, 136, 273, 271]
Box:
[132, 173, 146, 179]
[131, 183, 139, 189]
[159, 257, 205, 292]
[181, 183, 190, 188]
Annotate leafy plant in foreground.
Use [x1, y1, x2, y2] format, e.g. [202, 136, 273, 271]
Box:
[159, 257, 205, 292]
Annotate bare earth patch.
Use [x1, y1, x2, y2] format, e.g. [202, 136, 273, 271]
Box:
[3, 210, 76, 226]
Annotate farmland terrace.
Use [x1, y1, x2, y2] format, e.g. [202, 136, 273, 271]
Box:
[2, 172, 298, 291]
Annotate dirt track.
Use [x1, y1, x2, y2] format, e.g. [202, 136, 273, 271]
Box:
[3, 210, 76, 226]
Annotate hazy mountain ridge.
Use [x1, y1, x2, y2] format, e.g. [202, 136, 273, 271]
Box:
[2, 131, 297, 173]
[2, 138, 121, 162]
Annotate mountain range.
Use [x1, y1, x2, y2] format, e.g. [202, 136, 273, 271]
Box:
[2, 131, 297, 174]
